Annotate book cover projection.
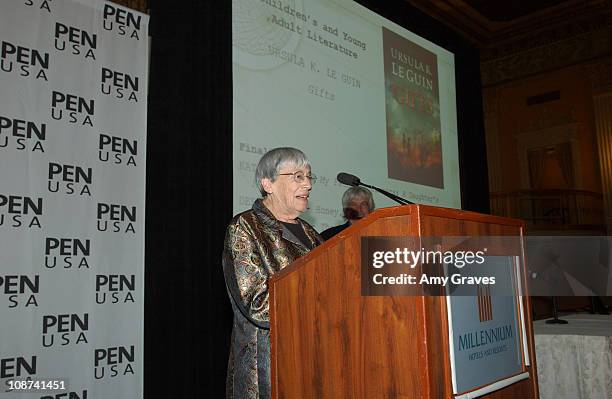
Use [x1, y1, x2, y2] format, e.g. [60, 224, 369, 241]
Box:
[383, 27, 443, 189]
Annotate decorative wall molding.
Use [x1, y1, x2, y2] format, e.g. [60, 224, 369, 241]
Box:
[481, 25, 612, 86]
[406, 0, 612, 85]
[406, 0, 611, 47]
[479, 12, 612, 61]
[514, 123, 582, 189]
[517, 107, 578, 134]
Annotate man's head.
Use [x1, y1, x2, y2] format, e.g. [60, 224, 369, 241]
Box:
[342, 187, 374, 223]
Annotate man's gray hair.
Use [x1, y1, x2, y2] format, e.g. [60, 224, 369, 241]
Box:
[342, 186, 375, 211]
[255, 147, 310, 196]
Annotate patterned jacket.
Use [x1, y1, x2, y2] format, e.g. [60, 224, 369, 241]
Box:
[222, 199, 322, 398]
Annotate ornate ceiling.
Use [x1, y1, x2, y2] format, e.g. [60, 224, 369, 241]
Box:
[407, 0, 612, 85]
[406, 0, 611, 46]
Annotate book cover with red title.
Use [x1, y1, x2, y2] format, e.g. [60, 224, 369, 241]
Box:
[383, 27, 443, 188]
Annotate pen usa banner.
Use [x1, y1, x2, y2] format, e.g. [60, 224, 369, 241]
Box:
[0, 0, 148, 398]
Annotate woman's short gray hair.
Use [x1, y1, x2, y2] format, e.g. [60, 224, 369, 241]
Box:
[255, 147, 310, 196]
[342, 186, 375, 211]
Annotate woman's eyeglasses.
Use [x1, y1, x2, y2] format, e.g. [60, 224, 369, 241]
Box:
[278, 171, 317, 184]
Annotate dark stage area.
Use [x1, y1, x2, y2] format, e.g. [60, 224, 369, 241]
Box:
[145, 0, 487, 396]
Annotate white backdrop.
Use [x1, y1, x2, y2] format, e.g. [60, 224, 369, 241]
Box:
[0, 0, 148, 398]
[232, 0, 459, 231]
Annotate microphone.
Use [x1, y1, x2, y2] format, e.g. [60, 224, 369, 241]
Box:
[336, 172, 413, 205]
[337, 172, 360, 186]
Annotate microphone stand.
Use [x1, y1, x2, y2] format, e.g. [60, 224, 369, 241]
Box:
[358, 182, 413, 205]
[589, 296, 610, 315]
[546, 296, 568, 324]
[336, 172, 413, 205]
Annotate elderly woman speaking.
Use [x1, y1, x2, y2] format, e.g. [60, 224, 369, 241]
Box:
[222, 147, 323, 398]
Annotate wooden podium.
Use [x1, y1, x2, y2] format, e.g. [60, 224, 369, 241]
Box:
[269, 205, 539, 399]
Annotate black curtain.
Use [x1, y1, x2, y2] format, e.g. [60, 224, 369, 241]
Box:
[144, 0, 487, 398]
[145, 0, 233, 397]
